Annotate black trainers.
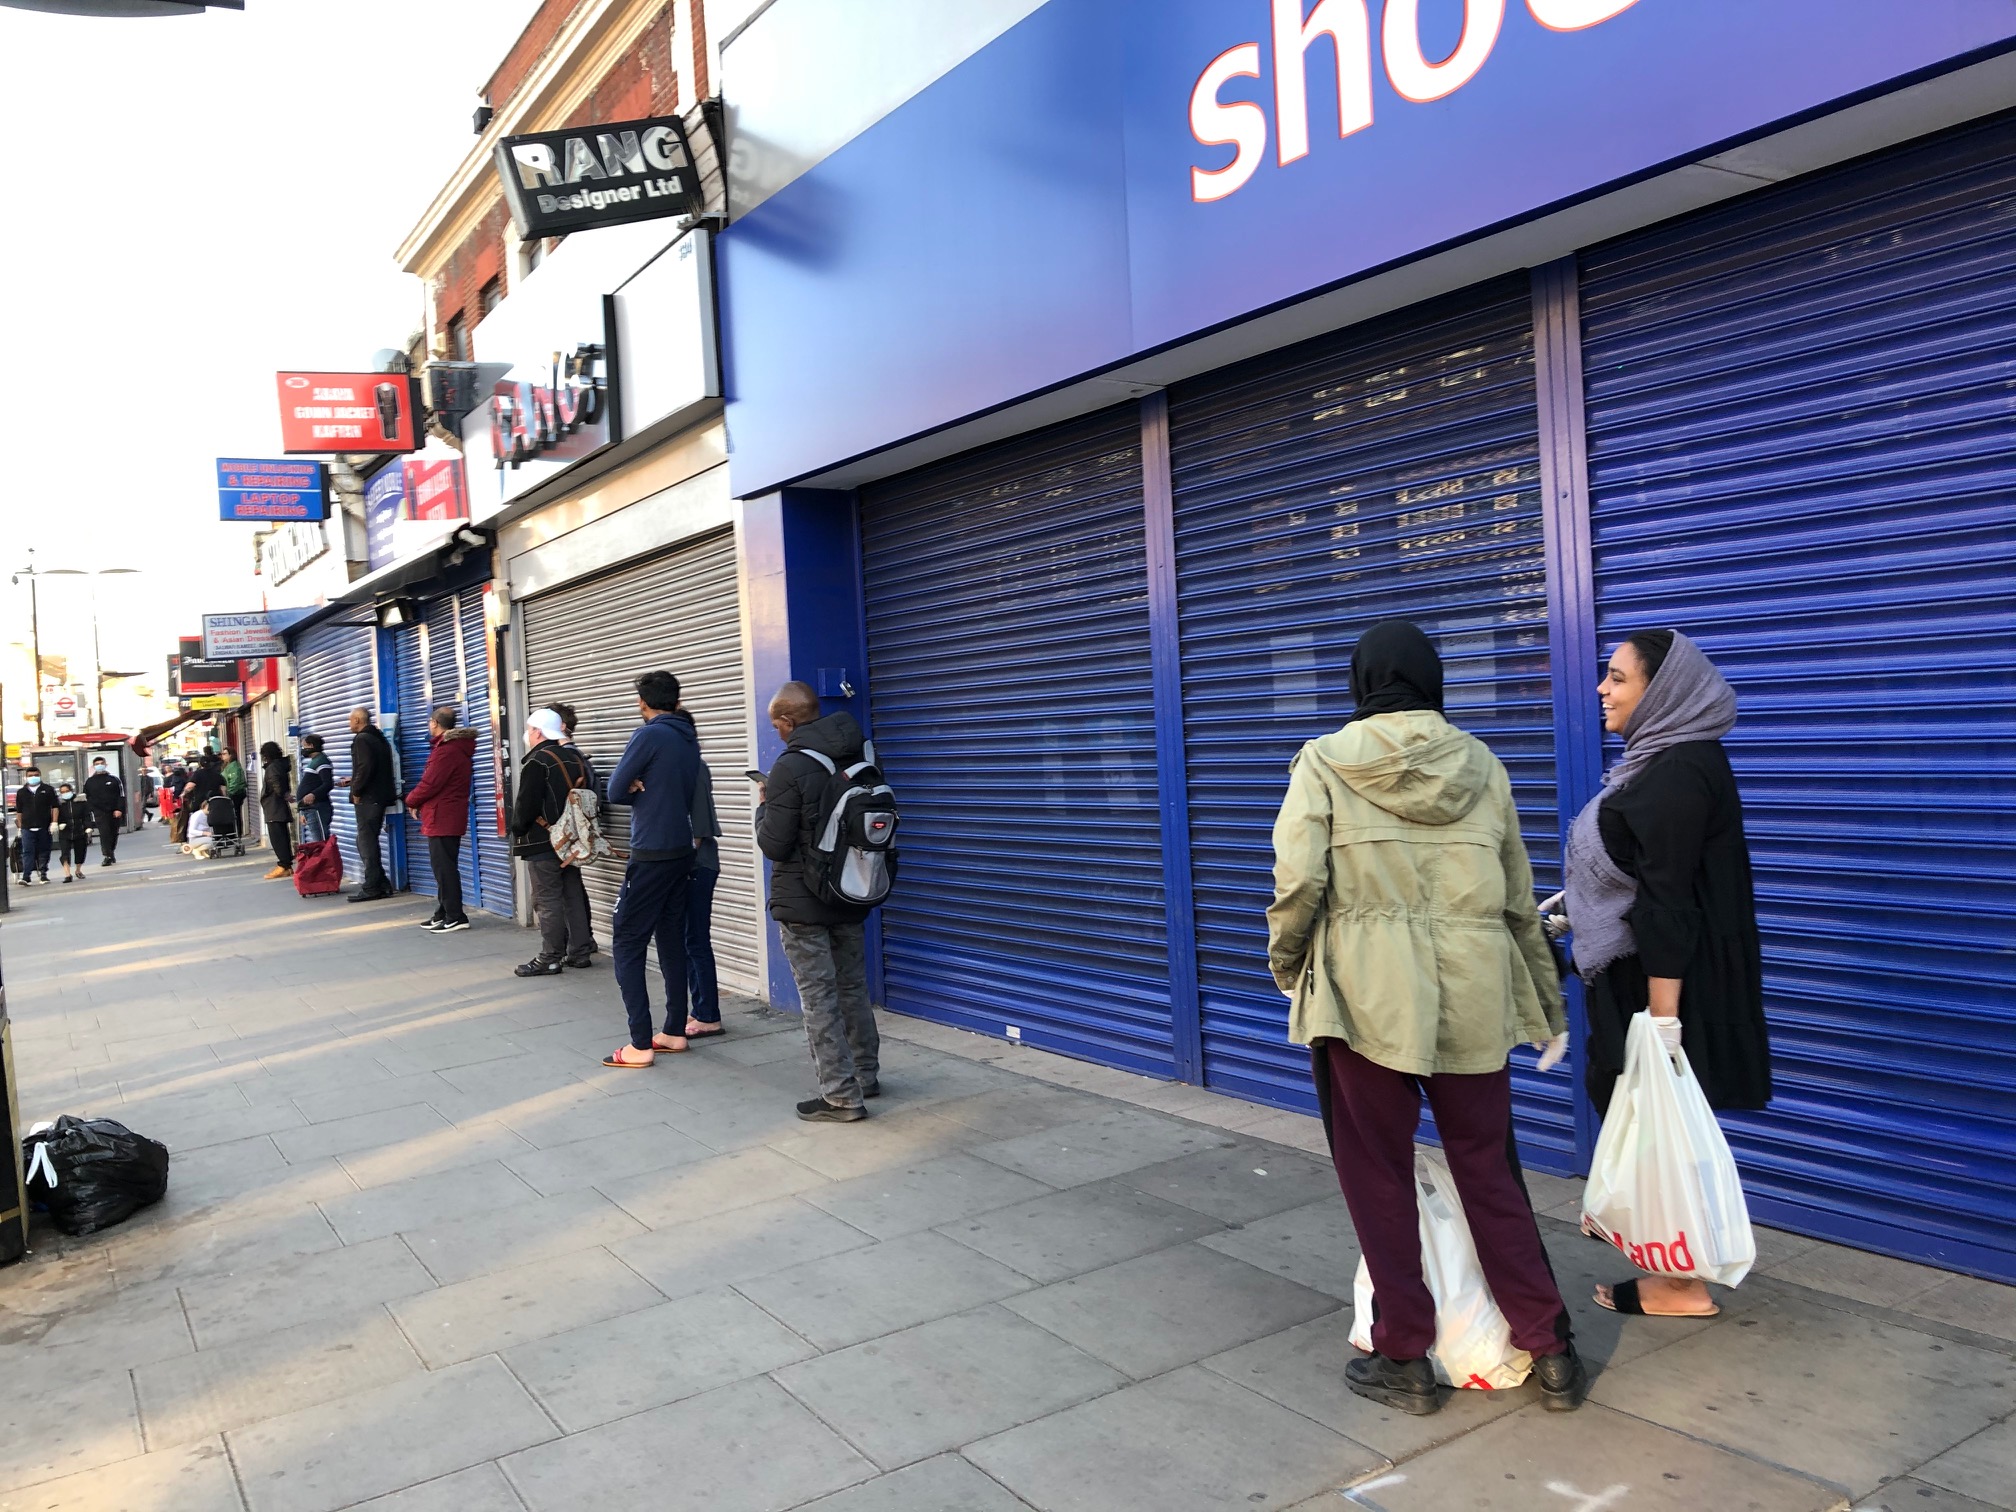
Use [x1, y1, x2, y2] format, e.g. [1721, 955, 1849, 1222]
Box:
[562, 955, 594, 968]
[1345, 1353, 1440, 1416]
[420, 916, 445, 929]
[861, 1082, 881, 1099]
[437, 920, 471, 933]
[514, 957, 565, 978]
[1532, 1346, 1588, 1412]
[796, 1097, 866, 1123]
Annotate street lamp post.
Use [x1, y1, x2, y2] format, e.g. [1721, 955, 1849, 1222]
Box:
[10, 549, 47, 744]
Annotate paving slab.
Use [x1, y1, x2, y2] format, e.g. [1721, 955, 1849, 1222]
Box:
[798, 1150, 1055, 1239]
[1202, 1310, 1532, 1460]
[1854, 1482, 2008, 1512]
[489, 1085, 686, 1148]
[501, 1375, 873, 1512]
[332, 1462, 524, 1512]
[333, 1119, 535, 1189]
[1591, 1293, 2016, 1498]
[970, 1108, 1238, 1188]
[390, 1245, 662, 1368]
[0, 1363, 145, 1493]
[399, 1186, 646, 1285]
[769, 1109, 987, 1182]
[937, 1179, 1226, 1285]
[598, 1144, 831, 1227]
[1343, 1400, 1846, 1512]
[286, 1072, 456, 1127]
[611, 1194, 872, 1295]
[1196, 1194, 1361, 1300]
[1910, 1418, 2016, 1510]
[175, 1233, 438, 1350]
[503, 1286, 814, 1432]
[926, 1083, 1115, 1139]
[774, 1304, 1126, 1471]
[1768, 1244, 1962, 1310]
[1115, 1141, 1342, 1224]
[13, 1277, 196, 1373]
[1906, 1277, 2016, 1346]
[0, 1437, 243, 1512]
[965, 1362, 1376, 1512]
[228, 1356, 558, 1512]
[104, 1206, 342, 1289]
[502, 1121, 715, 1196]
[787, 1454, 1035, 1512]
[316, 1161, 540, 1247]
[136, 1311, 423, 1449]
[740, 1229, 1036, 1351]
[1001, 1242, 1338, 1380]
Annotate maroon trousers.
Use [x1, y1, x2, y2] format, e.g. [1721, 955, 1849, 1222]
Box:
[1319, 1040, 1570, 1361]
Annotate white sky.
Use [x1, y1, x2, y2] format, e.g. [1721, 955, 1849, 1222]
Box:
[0, 0, 543, 691]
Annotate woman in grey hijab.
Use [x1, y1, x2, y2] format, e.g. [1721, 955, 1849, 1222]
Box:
[1559, 629, 1770, 1319]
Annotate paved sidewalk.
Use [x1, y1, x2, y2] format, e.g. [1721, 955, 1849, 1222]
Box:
[1, 842, 2012, 1512]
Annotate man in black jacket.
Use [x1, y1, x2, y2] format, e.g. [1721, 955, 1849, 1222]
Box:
[83, 755, 124, 865]
[12, 767, 59, 885]
[339, 707, 397, 901]
[758, 681, 878, 1122]
[511, 708, 593, 977]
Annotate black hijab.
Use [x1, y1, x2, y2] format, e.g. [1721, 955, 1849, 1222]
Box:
[1348, 620, 1444, 721]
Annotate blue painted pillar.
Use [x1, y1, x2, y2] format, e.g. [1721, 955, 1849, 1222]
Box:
[374, 625, 409, 892]
[1533, 256, 1603, 1171]
[740, 487, 872, 1011]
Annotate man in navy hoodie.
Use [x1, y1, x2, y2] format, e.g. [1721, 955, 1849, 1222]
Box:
[602, 669, 702, 1068]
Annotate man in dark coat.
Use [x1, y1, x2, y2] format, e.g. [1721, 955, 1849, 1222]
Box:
[12, 767, 59, 884]
[511, 708, 593, 976]
[339, 707, 397, 902]
[403, 705, 477, 932]
[758, 681, 878, 1121]
[601, 671, 702, 1066]
[83, 755, 124, 865]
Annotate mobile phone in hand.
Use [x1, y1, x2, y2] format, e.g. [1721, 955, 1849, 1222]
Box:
[744, 769, 766, 784]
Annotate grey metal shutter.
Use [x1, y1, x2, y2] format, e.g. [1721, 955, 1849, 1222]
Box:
[290, 619, 378, 877]
[1579, 113, 2016, 1280]
[457, 588, 513, 915]
[859, 407, 1175, 1075]
[395, 622, 437, 897]
[1167, 279, 1570, 1166]
[519, 529, 759, 991]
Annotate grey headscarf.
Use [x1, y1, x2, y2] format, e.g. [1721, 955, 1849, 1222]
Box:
[1562, 631, 1737, 980]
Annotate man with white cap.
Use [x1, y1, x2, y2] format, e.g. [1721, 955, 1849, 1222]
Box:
[510, 708, 593, 977]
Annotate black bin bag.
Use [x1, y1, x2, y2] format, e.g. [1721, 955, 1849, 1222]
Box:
[22, 1116, 170, 1236]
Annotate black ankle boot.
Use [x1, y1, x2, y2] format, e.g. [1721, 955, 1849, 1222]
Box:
[1345, 1353, 1439, 1415]
[1532, 1345, 1588, 1411]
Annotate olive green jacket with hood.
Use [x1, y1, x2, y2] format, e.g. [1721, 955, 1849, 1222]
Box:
[1267, 709, 1563, 1076]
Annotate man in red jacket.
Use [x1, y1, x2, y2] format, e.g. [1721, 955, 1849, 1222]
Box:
[402, 704, 477, 932]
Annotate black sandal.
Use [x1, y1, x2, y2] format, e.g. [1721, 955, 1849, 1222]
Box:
[1596, 1278, 1720, 1318]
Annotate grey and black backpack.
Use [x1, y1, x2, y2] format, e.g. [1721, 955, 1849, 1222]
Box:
[799, 751, 900, 907]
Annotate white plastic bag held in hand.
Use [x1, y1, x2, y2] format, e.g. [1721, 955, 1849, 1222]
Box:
[1349, 1152, 1532, 1390]
[1581, 1012, 1755, 1287]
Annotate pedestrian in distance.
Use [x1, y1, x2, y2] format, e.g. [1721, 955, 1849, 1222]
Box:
[1558, 628, 1770, 1320]
[54, 780, 91, 883]
[547, 702, 602, 962]
[183, 751, 224, 813]
[601, 671, 704, 1068]
[759, 680, 879, 1121]
[84, 754, 124, 865]
[297, 734, 334, 845]
[403, 705, 476, 933]
[258, 741, 295, 878]
[337, 707, 396, 901]
[511, 709, 596, 979]
[140, 766, 156, 826]
[221, 748, 248, 837]
[13, 767, 58, 885]
[1267, 620, 1586, 1416]
[662, 700, 725, 1039]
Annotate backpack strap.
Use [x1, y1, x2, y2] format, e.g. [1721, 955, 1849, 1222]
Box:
[796, 749, 838, 775]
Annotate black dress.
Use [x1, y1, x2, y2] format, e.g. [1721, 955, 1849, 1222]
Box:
[1583, 740, 1772, 1115]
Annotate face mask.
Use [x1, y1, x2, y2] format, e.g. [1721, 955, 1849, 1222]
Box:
[59, 788, 72, 798]
[92, 764, 106, 773]
[25, 777, 39, 788]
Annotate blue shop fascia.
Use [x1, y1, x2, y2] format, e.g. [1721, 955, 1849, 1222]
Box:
[717, 1, 2016, 1282]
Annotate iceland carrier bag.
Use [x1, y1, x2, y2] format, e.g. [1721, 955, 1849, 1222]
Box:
[1581, 1011, 1755, 1287]
[799, 750, 899, 907]
[1349, 1151, 1532, 1390]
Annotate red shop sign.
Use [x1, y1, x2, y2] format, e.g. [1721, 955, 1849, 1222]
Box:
[276, 372, 419, 454]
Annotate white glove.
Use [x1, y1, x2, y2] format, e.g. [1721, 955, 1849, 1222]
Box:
[1652, 1014, 1683, 1063]
[1533, 1033, 1569, 1073]
[1537, 890, 1569, 941]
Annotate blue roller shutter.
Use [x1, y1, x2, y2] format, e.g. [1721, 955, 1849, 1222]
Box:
[395, 623, 437, 898]
[1579, 114, 2016, 1279]
[1167, 278, 1571, 1167]
[458, 588, 512, 916]
[290, 618, 377, 881]
[859, 407, 1174, 1075]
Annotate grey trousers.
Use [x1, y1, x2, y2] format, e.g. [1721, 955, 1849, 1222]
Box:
[779, 921, 877, 1108]
[525, 848, 591, 961]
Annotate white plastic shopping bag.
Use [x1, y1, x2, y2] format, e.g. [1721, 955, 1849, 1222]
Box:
[1581, 1012, 1755, 1287]
[1349, 1152, 1532, 1389]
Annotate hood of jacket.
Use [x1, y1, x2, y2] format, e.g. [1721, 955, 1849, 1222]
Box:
[787, 711, 865, 764]
[1308, 710, 1492, 826]
[435, 726, 477, 744]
